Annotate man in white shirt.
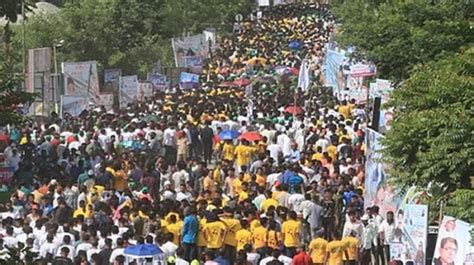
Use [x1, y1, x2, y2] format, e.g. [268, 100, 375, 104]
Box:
[342, 210, 364, 241]
[39, 234, 58, 259]
[56, 235, 75, 260]
[360, 214, 377, 265]
[109, 238, 125, 264]
[378, 211, 395, 265]
[2, 227, 18, 248]
[161, 233, 178, 259]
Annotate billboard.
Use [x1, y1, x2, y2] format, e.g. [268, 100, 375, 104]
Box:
[349, 63, 377, 77]
[97, 93, 114, 110]
[62, 61, 100, 104]
[120, 75, 139, 107]
[433, 216, 472, 265]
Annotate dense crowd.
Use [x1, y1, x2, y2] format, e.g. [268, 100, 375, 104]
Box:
[0, 3, 397, 265]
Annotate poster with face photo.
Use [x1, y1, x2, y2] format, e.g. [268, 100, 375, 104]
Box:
[433, 216, 472, 265]
[390, 204, 428, 265]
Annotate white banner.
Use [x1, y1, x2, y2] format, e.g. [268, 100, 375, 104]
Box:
[120, 75, 139, 107]
[433, 216, 472, 265]
[137, 82, 153, 102]
[62, 61, 100, 104]
[61, 95, 88, 117]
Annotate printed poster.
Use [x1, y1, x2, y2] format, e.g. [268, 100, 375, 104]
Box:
[433, 216, 472, 265]
[61, 95, 88, 117]
[179, 72, 200, 90]
[97, 93, 114, 110]
[148, 73, 169, 91]
[172, 34, 209, 68]
[390, 204, 428, 264]
[120, 75, 139, 107]
[104, 69, 122, 92]
[365, 128, 400, 217]
[62, 61, 100, 104]
[137, 82, 153, 102]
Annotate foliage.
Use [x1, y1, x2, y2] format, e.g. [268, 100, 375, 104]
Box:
[332, 0, 473, 81]
[381, 48, 474, 221]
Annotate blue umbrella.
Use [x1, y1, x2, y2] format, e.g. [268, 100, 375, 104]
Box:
[288, 40, 301, 50]
[219, 130, 240, 140]
[124, 244, 162, 256]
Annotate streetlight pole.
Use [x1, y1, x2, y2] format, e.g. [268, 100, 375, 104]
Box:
[53, 40, 64, 113]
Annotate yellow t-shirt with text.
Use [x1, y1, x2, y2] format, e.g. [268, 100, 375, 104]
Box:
[221, 217, 241, 247]
[282, 220, 300, 247]
[342, 236, 359, 261]
[252, 226, 267, 249]
[203, 221, 227, 249]
[236, 229, 252, 251]
[327, 240, 345, 265]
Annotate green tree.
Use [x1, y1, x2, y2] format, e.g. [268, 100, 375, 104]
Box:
[332, 0, 472, 81]
[381, 48, 474, 222]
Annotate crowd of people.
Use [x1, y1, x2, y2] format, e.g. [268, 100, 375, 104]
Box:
[0, 3, 397, 265]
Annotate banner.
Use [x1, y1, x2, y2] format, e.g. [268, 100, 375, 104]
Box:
[258, 0, 270, 7]
[433, 216, 472, 265]
[148, 73, 169, 91]
[120, 75, 139, 107]
[104, 69, 122, 92]
[390, 204, 428, 264]
[62, 61, 100, 104]
[365, 128, 400, 217]
[172, 34, 209, 68]
[97, 93, 114, 110]
[350, 63, 377, 77]
[61, 95, 88, 117]
[137, 82, 153, 102]
[26, 47, 51, 93]
[179, 72, 200, 90]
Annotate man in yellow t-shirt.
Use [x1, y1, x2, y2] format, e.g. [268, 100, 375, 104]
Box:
[203, 214, 227, 251]
[309, 231, 328, 264]
[252, 217, 268, 257]
[341, 233, 359, 265]
[235, 219, 252, 252]
[338, 100, 350, 120]
[282, 211, 301, 258]
[166, 214, 183, 246]
[234, 141, 253, 168]
[220, 207, 241, 264]
[221, 141, 235, 161]
[327, 233, 345, 265]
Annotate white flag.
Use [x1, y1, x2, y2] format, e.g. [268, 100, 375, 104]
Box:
[298, 59, 310, 91]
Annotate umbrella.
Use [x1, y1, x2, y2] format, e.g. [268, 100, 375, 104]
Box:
[218, 81, 238, 88]
[233, 78, 251, 87]
[246, 57, 267, 66]
[124, 244, 162, 256]
[289, 40, 301, 50]
[239, 131, 263, 142]
[219, 130, 240, 140]
[284, 106, 304, 115]
[256, 76, 277, 84]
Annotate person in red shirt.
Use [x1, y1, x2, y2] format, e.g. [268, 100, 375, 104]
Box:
[292, 245, 312, 265]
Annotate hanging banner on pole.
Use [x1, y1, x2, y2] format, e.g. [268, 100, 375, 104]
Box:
[349, 63, 377, 77]
[120, 75, 139, 108]
[62, 61, 100, 104]
[297, 59, 310, 91]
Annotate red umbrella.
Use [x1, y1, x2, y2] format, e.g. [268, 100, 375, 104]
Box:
[284, 106, 304, 115]
[233, 78, 251, 87]
[218, 81, 238, 88]
[238, 131, 263, 142]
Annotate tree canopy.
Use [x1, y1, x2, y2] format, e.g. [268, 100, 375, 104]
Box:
[332, 0, 472, 81]
[381, 48, 474, 221]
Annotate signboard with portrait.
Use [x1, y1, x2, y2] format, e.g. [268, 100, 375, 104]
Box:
[62, 61, 100, 104]
[433, 216, 472, 265]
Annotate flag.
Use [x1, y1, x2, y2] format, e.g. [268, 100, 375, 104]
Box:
[298, 59, 310, 91]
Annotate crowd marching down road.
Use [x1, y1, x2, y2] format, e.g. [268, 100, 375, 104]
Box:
[0, 3, 401, 265]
